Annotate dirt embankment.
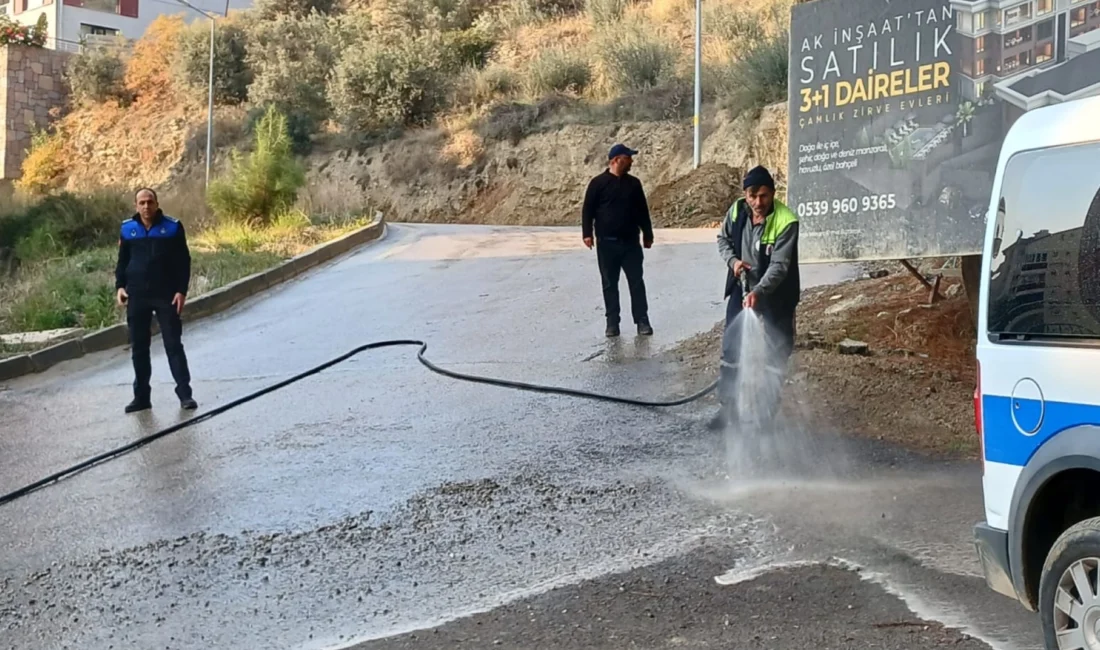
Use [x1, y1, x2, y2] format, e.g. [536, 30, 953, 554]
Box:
[304, 103, 788, 229]
[670, 263, 979, 459]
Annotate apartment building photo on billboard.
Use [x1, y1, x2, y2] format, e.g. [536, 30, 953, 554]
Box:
[953, 0, 1100, 123]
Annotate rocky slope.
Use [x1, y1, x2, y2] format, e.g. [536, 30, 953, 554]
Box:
[299, 103, 788, 227]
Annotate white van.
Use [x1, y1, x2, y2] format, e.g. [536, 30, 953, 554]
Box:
[974, 93, 1100, 649]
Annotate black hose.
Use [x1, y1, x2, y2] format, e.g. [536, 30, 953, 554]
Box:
[0, 340, 717, 508]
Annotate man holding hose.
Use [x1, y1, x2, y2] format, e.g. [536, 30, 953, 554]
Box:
[710, 166, 801, 431]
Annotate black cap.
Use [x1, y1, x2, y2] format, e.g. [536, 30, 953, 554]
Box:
[608, 143, 638, 160]
[743, 165, 775, 190]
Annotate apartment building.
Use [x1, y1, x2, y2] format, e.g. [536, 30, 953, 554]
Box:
[5, 0, 251, 52]
[952, 0, 1100, 100]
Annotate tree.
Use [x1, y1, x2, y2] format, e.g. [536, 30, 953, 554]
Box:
[207, 105, 306, 224]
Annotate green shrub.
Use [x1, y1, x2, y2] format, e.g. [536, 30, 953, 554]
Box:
[594, 22, 677, 92]
[0, 192, 127, 264]
[176, 19, 251, 105]
[443, 26, 497, 68]
[525, 48, 591, 97]
[8, 251, 118, 331]
[65, 45, 128, 104]
[714, 31, 789, 115]
[586, 0, 626, 25]
[207, 105, 306, 224]
[245, 10, 342, 139]
[328, 35, 452, 131]
[454, 63, 519, 107]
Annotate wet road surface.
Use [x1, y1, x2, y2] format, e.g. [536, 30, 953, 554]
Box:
[0, 224, 1041, 649]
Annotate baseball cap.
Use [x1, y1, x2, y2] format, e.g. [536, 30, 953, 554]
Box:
[608, 143, 638, 160]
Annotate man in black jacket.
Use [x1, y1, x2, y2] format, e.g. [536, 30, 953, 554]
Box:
[115, 188, 197, 414]
[582, 144, 655, 338]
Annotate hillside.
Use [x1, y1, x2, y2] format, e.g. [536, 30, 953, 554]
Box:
[20, 0, 794, 227]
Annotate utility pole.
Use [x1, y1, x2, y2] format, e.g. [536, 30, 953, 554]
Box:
[693, 0, 702, 169]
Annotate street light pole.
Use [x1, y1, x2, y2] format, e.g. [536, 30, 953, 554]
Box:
[693, 0, 702, 170]
[171, 0, 223, 189]
[206, 16, 215, 188]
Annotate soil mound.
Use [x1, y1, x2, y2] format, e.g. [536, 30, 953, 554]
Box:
[649, 162, 742, 228]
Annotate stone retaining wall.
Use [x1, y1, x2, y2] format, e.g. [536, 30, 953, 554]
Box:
[0, 44, 71, 179]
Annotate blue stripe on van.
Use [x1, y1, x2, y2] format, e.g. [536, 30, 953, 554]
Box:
[982, 395, 1100, 466]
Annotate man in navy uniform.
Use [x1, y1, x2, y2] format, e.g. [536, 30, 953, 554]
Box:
[115, 188, 198, 413]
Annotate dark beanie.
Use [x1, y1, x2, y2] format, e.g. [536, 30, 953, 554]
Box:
[743, 165, 775, 190]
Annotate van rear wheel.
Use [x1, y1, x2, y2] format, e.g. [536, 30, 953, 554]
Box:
[1041, 518, 1100, 650]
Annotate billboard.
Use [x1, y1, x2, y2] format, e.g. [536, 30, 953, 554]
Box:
[787, 0, 1071, 262]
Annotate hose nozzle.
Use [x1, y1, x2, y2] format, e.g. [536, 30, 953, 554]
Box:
[739, 269, 753, 309]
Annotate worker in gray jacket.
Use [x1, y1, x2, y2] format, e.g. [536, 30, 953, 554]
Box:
[710, 166, 801, 431]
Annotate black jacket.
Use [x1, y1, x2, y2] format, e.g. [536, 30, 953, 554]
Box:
[115, 211, 191, 300]
[581, 170, 654, 243]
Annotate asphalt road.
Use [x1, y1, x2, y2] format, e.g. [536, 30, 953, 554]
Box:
[0, 224, 1043, 650]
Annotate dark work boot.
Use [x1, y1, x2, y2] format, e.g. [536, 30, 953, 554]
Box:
[125, 397, 152, 414]
[180, 398, 198, 411]
[706, 408, 727, 431]
[637, 321, 653, 336]
[605, 324, 621, 338]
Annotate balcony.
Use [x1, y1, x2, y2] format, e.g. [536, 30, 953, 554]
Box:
[1004, 28, 1033, 48]
[1003, 50, 1034, 72]
[1004, 5, 1033, 27]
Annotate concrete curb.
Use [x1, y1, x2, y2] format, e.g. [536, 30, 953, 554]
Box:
[0, 216, 386, 384]
[0, 354, 33, 382]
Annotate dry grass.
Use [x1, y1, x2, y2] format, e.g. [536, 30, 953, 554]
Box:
[295, 174, 379, 223]
[441, 119, 486, 168]
[493, 15, 593, 70]
[191, 211, 368, 257]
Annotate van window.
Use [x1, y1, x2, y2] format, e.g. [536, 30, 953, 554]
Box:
[987, 140, 1100, 340]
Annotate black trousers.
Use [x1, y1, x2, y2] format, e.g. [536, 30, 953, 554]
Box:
[127, 296, 192, 401]
[596, 239, 649, 326]
[719, 286, 796, 425]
